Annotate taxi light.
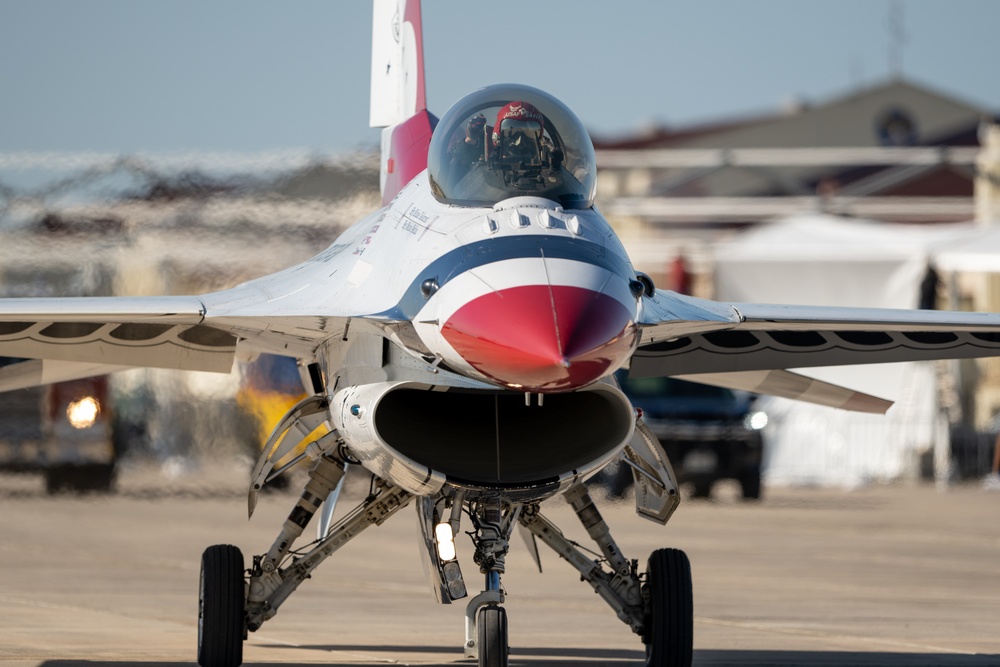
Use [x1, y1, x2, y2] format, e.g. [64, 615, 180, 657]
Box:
[67, 396, 100, 429]
[435, 522, 456, 562]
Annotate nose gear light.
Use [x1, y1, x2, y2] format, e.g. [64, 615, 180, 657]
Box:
[435, 522, 457, 562]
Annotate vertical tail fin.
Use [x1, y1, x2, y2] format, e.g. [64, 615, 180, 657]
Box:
[370, 0, 427, 127]
[370, 0, 437, 205]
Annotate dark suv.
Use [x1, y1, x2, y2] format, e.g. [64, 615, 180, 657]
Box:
[613, 371, 766, 500]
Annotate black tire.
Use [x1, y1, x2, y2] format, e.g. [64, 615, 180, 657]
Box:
[198, 545, 245, 667]
[740, 467, 762, 501]
[478, 605, 509, 667]
[44, 464, 115, 494]
[44, 466, 69, 494]
[690, 479, 712, 499]
[644, 548, 693, 667]
[87, 463, 116, 492]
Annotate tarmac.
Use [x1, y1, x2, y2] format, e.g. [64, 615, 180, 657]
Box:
[1, 460, 998, 667]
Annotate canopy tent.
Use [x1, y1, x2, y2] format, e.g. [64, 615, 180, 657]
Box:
[713, 213, 974, 486]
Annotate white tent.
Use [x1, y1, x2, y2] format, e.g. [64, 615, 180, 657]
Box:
[935, 226, 1000, 273]
[713, 214, 974, 487]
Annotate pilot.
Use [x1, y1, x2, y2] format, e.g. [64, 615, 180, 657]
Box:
[449, 114, 488, 164]
[492, 101, 546, 163]
[445, 113, 490, 186]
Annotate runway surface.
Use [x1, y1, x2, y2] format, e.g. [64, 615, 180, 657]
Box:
[1, 461, 998, 666]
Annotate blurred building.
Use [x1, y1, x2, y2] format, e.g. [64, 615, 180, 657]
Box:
[593, 78, 1000, 481]
[594, 78, 995, 293]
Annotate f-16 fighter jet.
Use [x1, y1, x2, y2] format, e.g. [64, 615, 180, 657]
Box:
[3, 2, 1000, 666]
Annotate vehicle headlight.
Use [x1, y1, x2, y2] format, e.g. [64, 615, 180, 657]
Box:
[745, 411, 768, 431]
[67, 396, 100, 429]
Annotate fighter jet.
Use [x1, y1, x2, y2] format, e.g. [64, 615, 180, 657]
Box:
[3, 2, 1000, 666]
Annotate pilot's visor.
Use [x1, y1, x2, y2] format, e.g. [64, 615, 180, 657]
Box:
[501, 119, 541, 134]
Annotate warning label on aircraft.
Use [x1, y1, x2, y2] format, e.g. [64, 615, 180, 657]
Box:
[398, 205, 437, 240]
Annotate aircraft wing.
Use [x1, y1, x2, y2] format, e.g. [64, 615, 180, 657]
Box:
[633, 289, 1000, 378]
[0, 285, 387, 392]
[0, 295, 237, 379]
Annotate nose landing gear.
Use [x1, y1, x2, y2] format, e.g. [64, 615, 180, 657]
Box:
[464, 497, 520, 667]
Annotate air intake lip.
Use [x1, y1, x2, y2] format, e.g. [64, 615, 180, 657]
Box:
[335, 380, 635, 499]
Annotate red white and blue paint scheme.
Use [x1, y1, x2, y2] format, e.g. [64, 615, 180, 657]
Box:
[5, 2, 1000, 666]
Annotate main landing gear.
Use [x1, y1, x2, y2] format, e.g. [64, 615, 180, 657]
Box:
[517, 484, 693, 667]
[197, 449, 412, 667]
[197, 462, 692, 667]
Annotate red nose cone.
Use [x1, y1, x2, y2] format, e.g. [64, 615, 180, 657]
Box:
[441, 285, 636, 392]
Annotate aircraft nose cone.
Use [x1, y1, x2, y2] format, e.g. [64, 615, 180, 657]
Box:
[441, 284, 637, 392]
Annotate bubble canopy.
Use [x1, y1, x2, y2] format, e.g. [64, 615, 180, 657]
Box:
[427, 84, 597, 209]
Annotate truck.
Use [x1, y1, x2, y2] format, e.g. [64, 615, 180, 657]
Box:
[0, 360, 118, 493]
[0, 242, 121, 493]
[609, 370, 767, 500]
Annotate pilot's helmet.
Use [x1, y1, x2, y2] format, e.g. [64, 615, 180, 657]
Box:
[466, 113, 487, 140]
[492, 101, 544, 149]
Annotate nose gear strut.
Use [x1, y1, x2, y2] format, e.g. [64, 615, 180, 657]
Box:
[463, 497, 521, 664]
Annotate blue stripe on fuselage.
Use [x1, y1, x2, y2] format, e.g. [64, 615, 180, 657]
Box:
[372, 235, 634, 320]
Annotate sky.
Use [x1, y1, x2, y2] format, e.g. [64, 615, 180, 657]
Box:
[0, 0, 998, 157]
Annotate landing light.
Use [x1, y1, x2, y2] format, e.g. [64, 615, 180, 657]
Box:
[435, 522, 457, 562]
[745, 411, 769, 431]
[67, 396, 100, 429]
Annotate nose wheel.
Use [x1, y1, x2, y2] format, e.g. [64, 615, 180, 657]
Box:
[477, 604, 509, 667]
[198, 544, 246, 667]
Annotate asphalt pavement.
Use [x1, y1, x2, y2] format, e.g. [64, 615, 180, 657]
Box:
[1, 460, 998, 666]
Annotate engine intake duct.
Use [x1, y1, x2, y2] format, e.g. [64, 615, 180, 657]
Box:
[378, 388, 630, 486]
